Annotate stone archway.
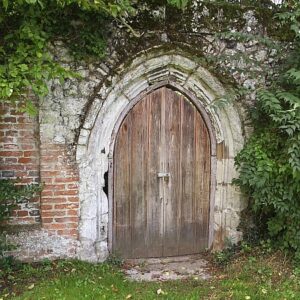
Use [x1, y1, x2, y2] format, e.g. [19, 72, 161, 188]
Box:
[76, 49, 245, 262]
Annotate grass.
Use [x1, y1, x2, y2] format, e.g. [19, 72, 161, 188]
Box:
[1, 246, 300, 299]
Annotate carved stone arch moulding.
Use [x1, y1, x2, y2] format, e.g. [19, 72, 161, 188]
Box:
[76, 49, 246, 262]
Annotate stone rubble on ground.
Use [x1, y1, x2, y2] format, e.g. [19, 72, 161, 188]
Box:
[124, 255, 211, 281]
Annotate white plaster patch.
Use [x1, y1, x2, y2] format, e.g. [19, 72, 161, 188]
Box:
[171, 55, 198, 70]
[6, 229, 79, 262]
[123, 79, 149, 100]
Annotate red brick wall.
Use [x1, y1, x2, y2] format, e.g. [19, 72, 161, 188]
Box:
[0, 102, 40, 224]
[1, 103, 80, 240]
[40, 144, 79, 239]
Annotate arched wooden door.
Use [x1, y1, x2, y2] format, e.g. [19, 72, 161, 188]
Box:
[113, 87, 211, 258]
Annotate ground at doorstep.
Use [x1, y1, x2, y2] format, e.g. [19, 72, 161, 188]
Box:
[124, 255, 211, 281]
[1, 247, 300, 299]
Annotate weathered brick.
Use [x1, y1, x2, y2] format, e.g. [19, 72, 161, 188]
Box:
[5, 157, 18, 163]
[41, 191, 53, 197]
[18, 157, 33, 164]
[0, 165, 25, 171]
[4, 117, 16, 123]
[67, 197, 79, 203]
[43, 184, 66, 191]
[54, 177, 79, 183]
[54, 190, 78, 196]
[29, 210, 40, 216]
[67, 210, 78, 216]
[42, 218, 54, 224]
[43, 223, 67, 230]
[40, 204, 53, 210]
[55, 203, 78, 210]
[57, 229, 78, 236]
[0, 151, 23, 156]
[43, 211, 66, 217]
[5, 130, 18, 136]
[42, 197, 67, 204]
[55, 217, 78, 223]
[67, 183, 78, 189]
[1, 170, 15, 177]
[24, 151, 38, 157]
[17, 211, 29, 217]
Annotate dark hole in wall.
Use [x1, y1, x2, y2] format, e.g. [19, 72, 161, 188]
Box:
[103, 171, 108, 197]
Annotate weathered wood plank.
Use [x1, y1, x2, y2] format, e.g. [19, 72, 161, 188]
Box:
[178, 96, 196, 255]
[194, 109, 211, 252]
[146, 89, 163, 258]
[163, 88, 181, 256]
[130, 98, 148, 258]
[113, 113, 131, 257]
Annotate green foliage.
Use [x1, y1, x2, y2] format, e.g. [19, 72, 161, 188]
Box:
[0, 179, 41, 223]
[213, 249, 235, 267]
[213, 238, 239, 266]
[234, 1, 300, 257]
[0, 179, 42, 256]
[0, 0, 194, 113]
[1, 250, 299, 299]
[0, 0, 137, 113]
[106, 253, 124, 267]
[0, 2, 74, 113]
[167, 0, 189, 10]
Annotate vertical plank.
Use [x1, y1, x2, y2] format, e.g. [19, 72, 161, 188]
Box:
[194, 109, 211, 251]
[201, 111, 211, 246]
[130, 98, 148, 258]
[163, 89, 181, 256]
[146, 89, 163, 257]
[178, 95, 196, 255]
[113, 113, 131, 257]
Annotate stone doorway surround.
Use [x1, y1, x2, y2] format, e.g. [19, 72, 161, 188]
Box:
[76, 48, 245, 262]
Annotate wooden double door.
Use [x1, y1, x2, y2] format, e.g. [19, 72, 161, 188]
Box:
[113, 87, 211, 258]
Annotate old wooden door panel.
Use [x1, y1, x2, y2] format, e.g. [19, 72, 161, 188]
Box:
[113, 87, 211, 258]
[130, 98, 148, 258]
[163, 89, 181, 256]
[194, 111, 211, 251]
[113, 90, 163, 258]
[146, 90, 163, 258]
[177, 95, 196, 255]
[113, 113, 131, 256]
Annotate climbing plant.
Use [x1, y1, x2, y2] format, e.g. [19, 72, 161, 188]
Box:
[0, 179, 41, 223]
[0, 0, 190, 114]
[0, 0, 284, 113]
[0, 179, 41, 255]
[234, 0, 300, 258]
[0, 0, 138, 114]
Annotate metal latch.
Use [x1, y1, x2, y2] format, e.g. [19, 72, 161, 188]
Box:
[157, 172, 170, 178]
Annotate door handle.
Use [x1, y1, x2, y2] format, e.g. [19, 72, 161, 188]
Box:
[157, 172, 170, 178]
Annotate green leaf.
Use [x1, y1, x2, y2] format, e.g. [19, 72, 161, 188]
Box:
[2, 0, 8, 10]
[20, 101, 38, 116]
[25, 0, 38, 4]
[167, 0, 189, 10]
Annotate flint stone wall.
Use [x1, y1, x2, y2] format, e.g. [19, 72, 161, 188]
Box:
[2, 6, 278, 261]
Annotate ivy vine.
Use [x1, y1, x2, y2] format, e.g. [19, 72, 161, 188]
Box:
[234, 0, 300, 258]
[0, 179, 42, 255]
